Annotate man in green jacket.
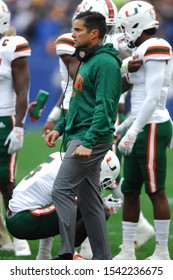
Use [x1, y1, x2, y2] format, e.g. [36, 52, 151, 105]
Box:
[46, 11, 122, 260]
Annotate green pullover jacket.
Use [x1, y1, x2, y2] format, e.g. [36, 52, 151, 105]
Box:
[54, 43, 122, 149]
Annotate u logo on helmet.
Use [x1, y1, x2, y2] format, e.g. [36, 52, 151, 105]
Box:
[125, 8, 138, 17]
[100, 150, 120, 190]
[106, 156, 117, 172]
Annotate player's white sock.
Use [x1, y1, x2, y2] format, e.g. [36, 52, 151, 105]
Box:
[13, 238, 31, 256]
[121, 221, 137, 248]
[146, 220, 170, 260]
[154, 219, 170, 253]
[114, 221, 137, 259]
[36, 237, 54, 260]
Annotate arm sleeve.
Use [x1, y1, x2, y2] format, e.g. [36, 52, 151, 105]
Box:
[121, 114, 133, 128]
[130, 60, 166, 133]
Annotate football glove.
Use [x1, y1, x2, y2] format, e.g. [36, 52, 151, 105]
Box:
[114, 116, 133, 143]
[4, 127, 24, 155]
[118, 131, 137, 156]
[114, 123, 128, 143]
[103, 194, 122, 215]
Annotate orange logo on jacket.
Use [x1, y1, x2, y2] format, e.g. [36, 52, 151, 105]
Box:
[74, 74, 84, 93]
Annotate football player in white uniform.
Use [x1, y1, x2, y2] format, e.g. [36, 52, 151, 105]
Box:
[114, 1, 173, 260]
[0, 1, 31, 257]
[6, 150, 122, 260]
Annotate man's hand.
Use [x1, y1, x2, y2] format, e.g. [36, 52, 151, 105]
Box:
[45, 130, 60, 148]
[118, 131, 137, 156]
[42, 121, 55, 138]
[103, 195, 122, 215]
[4, 127, 24, 154]
[28, 101, 37, 113]
[43, 106, 61, 138]
[128, 55, 143, 73]
[72, 145, 92, 158]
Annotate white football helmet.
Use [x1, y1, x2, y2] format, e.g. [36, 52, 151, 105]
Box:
[100, 150, 120, 190]
[79, 0, 117, 32]
[116, 1, 159, 49]
[0, 0, 11, 34]
[72, 4, 82, 23]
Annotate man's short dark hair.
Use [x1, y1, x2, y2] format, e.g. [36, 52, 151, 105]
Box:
[75, 11, 107, 39]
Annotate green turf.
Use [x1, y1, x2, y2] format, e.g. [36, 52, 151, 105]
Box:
[0, 129, 173, 260]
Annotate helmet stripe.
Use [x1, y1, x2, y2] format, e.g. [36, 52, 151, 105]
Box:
[105, 0, 114, 19]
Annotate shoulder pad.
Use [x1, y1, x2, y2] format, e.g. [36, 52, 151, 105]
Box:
[55, 33, 75, 56]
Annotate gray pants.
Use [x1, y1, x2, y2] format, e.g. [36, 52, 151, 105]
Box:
[52, 139, 112, 260]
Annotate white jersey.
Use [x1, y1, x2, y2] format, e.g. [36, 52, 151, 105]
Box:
[129, 38, 173, 123]
[0, 35, 31, 116]
[8, 152, 64, 213]
[55, 33, 75, 110]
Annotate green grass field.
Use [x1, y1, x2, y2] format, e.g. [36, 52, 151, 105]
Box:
[0, 128, 173, 260]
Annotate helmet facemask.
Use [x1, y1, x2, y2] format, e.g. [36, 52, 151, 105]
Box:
[100, 177, 115, 194]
